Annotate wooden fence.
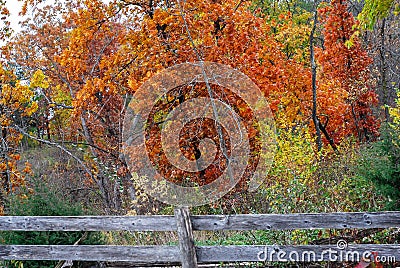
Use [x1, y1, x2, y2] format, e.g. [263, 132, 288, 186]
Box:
[0, 209, 399, 267]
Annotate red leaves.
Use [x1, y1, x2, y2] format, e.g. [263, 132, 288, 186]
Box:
[0, 0, 384, 209]
[317, 0, 379, 143]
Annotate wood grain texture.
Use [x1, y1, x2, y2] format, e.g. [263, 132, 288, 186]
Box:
[0, 245, 180, 262]
[191, 211, 400, 230]
[0, 216, 176, 231]
[0, 212, 400, 231]
[0, 245, 398, 262]
[0, 212, 399, 231]
[197, 244, 400, 262]
[175, 207, 198, 268]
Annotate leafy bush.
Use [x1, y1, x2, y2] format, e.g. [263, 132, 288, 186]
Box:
[0, 181, 103, 268]
[357, 123, 400, 210]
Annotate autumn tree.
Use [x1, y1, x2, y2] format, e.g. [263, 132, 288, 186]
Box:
[316, 0, 380, 143]
[0, 0, 384, 213]
[3, 0, 289, 211]
[0, 65, 42, 214]
[357, 0, 399, 30]
[358, 2, 400, 120]
[2, 0, 134, 213]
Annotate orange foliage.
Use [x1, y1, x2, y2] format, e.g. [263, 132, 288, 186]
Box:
[0, 0, 381, 208]
[317, 0, 379, 143]
[0, 66, 37, 213]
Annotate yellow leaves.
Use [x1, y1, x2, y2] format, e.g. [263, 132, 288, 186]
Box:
[49, 84, 72, 131]
[0, 64, 15, 84]
[153, 8, 175, 25]
[389, 91, 400, 142]
[22, 162, 33, 175]
[52, 84, 71, 104]
[0, 84, 11, 105]
[0, 154, 28, 197]
[389, 91, 400, 125]
[10, 154, 21, 161]
[145, 71, 153, 79]
[0, 162, 6, 171]
[193, 38, 204, 46]
[344, 30, 360, 49]
[29, 70, 49, 89]
[269, 116, 318, 186]
[0, 67, 49, 141]
[356, 0, 395, 30]
[390, 107, 400, 125]
[273, 11, 313, 62]
[15, 83, 34, 106]
[25, 101, 39, 116]
[128, 78, 139, 91]
[0, 82, 36, 115]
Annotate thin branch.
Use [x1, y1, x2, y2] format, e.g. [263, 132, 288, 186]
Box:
[12, 124, 110, 207]
[52, 140, 119, 159]
[54, 231, 88, 268]
[13, 125, 94, 178]
[37, 89, 74, 109]
[234, 0, 245, 12]
[36, 44, 76, 98]
[89, 36, 116, 77]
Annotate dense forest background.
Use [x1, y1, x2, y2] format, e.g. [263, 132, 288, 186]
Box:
[0, 0, 399, 266]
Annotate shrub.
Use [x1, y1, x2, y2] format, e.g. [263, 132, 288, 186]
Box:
[357, 123, 400, 210]
[0, 181, 103, 268]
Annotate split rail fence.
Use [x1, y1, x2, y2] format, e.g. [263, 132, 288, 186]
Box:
[0, 208, 399, 267]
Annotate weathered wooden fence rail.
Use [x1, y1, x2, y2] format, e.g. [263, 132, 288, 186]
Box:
[0, 209, 399, 267]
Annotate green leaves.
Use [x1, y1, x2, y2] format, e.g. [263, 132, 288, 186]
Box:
[357, 94, 400, 210]
[357, 0, 396, 29]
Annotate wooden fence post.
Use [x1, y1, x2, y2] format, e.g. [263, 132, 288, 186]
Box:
[174, 207, 198, 268]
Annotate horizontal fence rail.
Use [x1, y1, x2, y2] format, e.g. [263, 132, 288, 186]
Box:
[0, 245, 400, 262]
[1, 211, 399, 231]
[0, 210, 399, 267]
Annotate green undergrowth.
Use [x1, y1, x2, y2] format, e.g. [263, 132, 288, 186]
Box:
[0, 181, 104, 268]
